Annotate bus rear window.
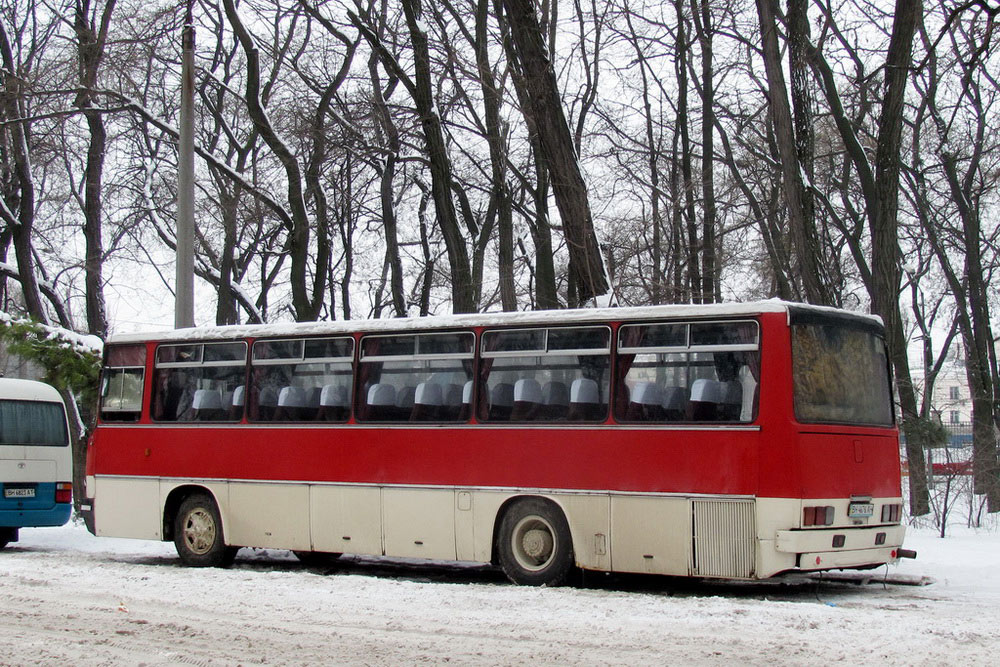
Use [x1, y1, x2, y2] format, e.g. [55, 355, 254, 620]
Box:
[0, 400, 68, 446]
[791, 324, 893, 426]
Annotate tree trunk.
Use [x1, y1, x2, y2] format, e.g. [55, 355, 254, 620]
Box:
[0, 22, 47, 323]
[674, 1, 700, 303]
[756, 0, 827, 305]
[400, 0, 476, 313]
[476, 0, 516, 311]
[223, 0, 321, 322]
[73, 0, 115, 338]
[691, 0, 717, 303]
[500, 0, 608, 303]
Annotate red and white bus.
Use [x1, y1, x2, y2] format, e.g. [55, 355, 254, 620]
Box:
[82, 301, 911, 584]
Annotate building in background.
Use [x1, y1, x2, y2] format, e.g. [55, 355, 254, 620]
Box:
[0, 344, 44, 381]
[928, 352, 973, 448]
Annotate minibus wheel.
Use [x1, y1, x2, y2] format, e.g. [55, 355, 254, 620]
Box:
[0, 527, 15, 550]
[497, 498, 574, 586]
[173, 493, 236, 568]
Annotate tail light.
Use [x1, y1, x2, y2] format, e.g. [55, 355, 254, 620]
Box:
[881, 503, 902, 522]
[56, 482, 72, 504]
[803, 505, 834, 526]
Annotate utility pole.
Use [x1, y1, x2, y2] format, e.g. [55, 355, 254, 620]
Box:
[175, 0, 196, 329]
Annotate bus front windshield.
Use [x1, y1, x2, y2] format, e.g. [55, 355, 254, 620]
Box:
[791, 322, 893, 427]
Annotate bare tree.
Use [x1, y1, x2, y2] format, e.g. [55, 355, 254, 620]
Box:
[0, 6, 57, 324]
[499, 0, 608, 304]
[755, 0, 829, 305]
[909, 3, 1000, 510]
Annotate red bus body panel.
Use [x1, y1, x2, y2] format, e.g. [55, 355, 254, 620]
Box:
[90, 424, 761, 495]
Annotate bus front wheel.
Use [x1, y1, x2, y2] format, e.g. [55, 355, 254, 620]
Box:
[497, 499, 574, 586]
[173, 494, 237, 568]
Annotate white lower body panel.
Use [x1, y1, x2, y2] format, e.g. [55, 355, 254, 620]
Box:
[92, 476, 905, 579]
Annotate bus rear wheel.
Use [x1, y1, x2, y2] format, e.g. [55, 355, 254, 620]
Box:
[173, 494, 236, 568]
[497, 499, 574, 586]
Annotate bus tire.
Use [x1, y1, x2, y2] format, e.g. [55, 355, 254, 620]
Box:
[173, 494, 236, 568]
[293, 550, 342, 567]
[497, 498, 574, 586]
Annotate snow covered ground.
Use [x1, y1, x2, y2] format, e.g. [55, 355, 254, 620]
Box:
[1, 522, 998, 665]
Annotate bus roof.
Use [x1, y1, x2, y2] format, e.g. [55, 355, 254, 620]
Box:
[106, 300, 884, 345]
[0, 377, 65, 403]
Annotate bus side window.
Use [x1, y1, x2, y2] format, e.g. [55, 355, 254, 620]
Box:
[615, 321, 760, 424]
[250, 337, 354, 423]
[152, 342, 246, 422]
[480, 326, 610, 423]
[357, 332, 473, 423]
[153, 368, 195, 421]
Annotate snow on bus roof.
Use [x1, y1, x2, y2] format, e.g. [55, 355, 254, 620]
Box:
[107, 299, 883, 345]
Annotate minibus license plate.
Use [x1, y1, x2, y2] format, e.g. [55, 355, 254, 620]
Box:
[848, 502, 874, 518]
[5, 487, 36, 499]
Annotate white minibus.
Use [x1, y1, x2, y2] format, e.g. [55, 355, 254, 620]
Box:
[0, 378, 73, 549]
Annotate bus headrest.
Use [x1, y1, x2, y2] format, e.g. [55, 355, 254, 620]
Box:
[514, 378, 542, 403]
[367, 383, 396, 406]
[570, 378, 599, 404]
[632, 382, 662, 406]
[192, 389, 222, 410]
[321, 384, 349, 407]
[415, 382, 443, 406]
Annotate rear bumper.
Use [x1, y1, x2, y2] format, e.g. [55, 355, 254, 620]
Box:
[79, 500, 97, 535]
[0, 504, 72, 528]
[775, 524, 906, 571]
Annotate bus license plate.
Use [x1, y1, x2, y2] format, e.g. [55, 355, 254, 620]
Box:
[848, 502, 874, 518]
[4, 487, 36, 499]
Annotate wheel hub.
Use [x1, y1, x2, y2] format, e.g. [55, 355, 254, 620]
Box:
[184, 509, 216, 555]
[521, 527, 553, 563]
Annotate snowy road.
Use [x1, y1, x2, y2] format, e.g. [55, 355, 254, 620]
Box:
[1, 524, 998, 665]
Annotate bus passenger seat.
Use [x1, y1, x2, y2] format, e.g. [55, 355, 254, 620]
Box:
[317, 384, 350, 421]
[458, 381, 474, 421]
[688, 379, 723, 421]
[302, 387, 322, 420]
[257, 386, 278, 421]
[626, 382, 663, 421]
[395, 386, 416, 420]
[366, 383, 397, 421]
[411, 382, 443, 421]
[229, 385, 245, 420]
[488, 383, 513, 421]
[192, 389, 223, 421]
[441, 383, 464, 421]
[661, 386, 686, 421]
[720, 381, 743, 421]
[511, 378, 543, 421]
[541, 381, 569, 420]
[567, 378, 601, 421]
[276, 386, 308, 421]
